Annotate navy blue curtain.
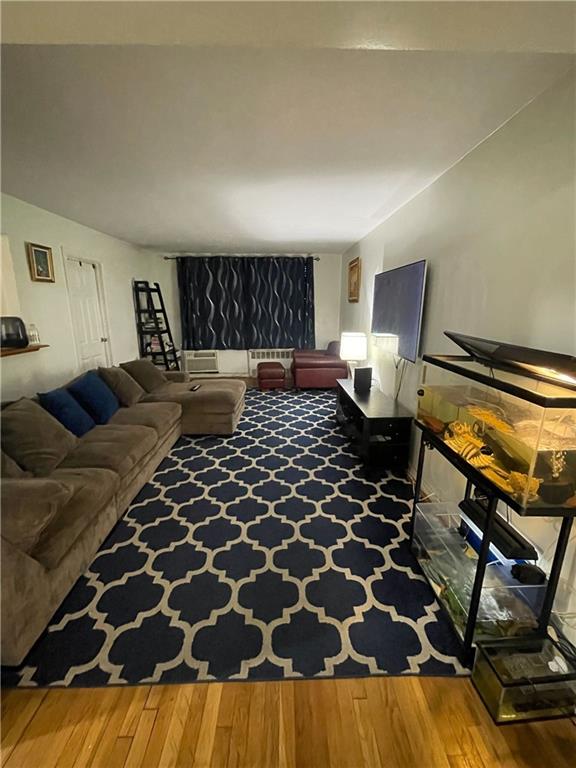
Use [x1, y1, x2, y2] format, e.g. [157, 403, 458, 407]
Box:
[177, 256, 315, 350]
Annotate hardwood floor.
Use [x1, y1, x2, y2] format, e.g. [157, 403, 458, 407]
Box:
[2, 677, 575, 767]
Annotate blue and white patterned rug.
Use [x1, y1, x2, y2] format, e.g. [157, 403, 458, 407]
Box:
[3, 389, 465, 687]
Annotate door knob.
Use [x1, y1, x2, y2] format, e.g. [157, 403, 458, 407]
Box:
[101, 337, 108, 342]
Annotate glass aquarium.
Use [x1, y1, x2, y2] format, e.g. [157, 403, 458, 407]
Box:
[417, 355, 576, 513]
[412, 503, 546, 641]
[472, 638, 576, 723]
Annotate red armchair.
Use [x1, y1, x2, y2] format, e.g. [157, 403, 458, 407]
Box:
[292, 341, 349, 389]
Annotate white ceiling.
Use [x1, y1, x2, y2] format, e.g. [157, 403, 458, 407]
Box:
[1, 44, 574, 252]
[3, 2, 576, 53]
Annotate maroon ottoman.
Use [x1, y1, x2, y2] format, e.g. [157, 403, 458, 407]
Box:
[257, 362, 286, 390]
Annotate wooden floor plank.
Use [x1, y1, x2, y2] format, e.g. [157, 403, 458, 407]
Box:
[192, 682, 223, 768]
[123, 707, 157, 768]
[138, 685, 179, 768]
[4, 689, 96, 768]
[89, 686, 138, 768]
[1, 678, 575, 768]
[156, 684, 195, 768]
[293, 680, 332, 768]
[278, 681, 296, 768]
[0, 690, 47, 766]
[352, 697, 383, 768]
[173, 684, 210, 767]
[226, 683, 252, 768]
[210, 726, 232, 768]
[363, 677, 418, 768]
[243, 681, 279, 768]
[391, 676, 453, 768]
[118, 685, 150, 739]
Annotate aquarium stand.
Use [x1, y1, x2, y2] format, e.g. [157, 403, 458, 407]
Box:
[410, 423, 575, 666]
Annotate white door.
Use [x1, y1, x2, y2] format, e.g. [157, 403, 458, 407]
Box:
[66, 258, 110, 371]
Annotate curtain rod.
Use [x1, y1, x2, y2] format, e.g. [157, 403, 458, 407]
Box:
[163, 253, 319, 261]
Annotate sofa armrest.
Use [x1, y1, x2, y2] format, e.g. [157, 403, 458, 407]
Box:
[1, 478, 72, 554]
[164, 371, 191, 383]
[1, 536, 50, 665]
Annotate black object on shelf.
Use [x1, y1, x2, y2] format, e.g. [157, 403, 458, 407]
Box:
[1, 316, 29, 348]
[511, 563, 547, 586]
[133, 280, 180, 371]
[458, 499, 538, 561]
[353, 366, 372, 393]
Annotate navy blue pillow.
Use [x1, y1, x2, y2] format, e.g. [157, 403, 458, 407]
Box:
[38, 388, 95, 437]
[68, 371, 120, 425]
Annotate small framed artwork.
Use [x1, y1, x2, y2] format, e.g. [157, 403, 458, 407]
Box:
[26, 243, 55, 282]
[348, 256, 361, 302]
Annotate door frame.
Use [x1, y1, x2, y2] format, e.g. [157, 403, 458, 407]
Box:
[63, 249, 113, 369]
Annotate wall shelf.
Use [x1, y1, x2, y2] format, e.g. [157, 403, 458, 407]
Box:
[0, 344, 49, 358]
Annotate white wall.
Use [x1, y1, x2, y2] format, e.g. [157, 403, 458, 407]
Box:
[314, 253, 343, 350]
[339, 70, 576, 618]
[0, 194, 178, 401]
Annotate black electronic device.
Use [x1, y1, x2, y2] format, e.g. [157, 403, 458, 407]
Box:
[1, 316, 29, 349]
[371, 260, 427, 362]
[353, 367, 372, 393]
[459, 499, 538, 560]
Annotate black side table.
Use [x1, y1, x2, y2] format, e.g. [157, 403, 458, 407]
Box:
[336, 379, 413, 471]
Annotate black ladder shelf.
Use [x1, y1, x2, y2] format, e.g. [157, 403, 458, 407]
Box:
[133, 280, 180, 371]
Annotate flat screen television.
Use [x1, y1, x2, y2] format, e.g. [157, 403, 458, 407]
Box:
[371, 259, 427, 362]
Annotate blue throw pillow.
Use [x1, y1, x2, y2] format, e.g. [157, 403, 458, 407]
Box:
[68, 371, 120, 425]
[38, 388, 95, 437]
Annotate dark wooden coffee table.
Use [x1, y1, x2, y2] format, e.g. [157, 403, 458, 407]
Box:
[336, 378, 413, 470]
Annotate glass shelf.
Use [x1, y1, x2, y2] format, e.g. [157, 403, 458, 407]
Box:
[412, 503, 545, 641]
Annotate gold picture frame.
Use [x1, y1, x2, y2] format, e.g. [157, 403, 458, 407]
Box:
[347, 256, 361, 302]
[26, 243, 55, 282]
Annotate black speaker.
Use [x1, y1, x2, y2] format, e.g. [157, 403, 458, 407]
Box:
[354, 366, 372, 393]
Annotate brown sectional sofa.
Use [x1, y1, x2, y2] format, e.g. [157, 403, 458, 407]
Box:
[141, 380, 245, 434]
[1, 364, 246, 666]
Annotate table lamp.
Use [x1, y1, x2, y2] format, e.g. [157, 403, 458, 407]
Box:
[340, 332, 368, 389]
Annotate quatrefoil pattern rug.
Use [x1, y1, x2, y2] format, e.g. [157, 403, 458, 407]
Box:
[4, 389, 465, 687]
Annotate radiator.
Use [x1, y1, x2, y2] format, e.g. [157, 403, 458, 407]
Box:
[248, 348, 293, 376]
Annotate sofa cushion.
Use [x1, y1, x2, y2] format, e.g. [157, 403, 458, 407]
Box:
[30, 468, 119, 569]
[1, 449, 30, 478]
[142, 379, 245, 414]
[120, 359, 167, 393]
[1, 477, 72, 553]
[1, 399, 77, 476]
[68, 372, 120, 424]
[98, 366, 145, 406]
[38, 388, 95, 437]
[109, 402, 181, 437]
[60, 424, 157, 478]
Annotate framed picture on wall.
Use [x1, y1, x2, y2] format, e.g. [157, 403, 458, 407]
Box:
[26, 243, 55, 282]
[348, 256, 361, 302]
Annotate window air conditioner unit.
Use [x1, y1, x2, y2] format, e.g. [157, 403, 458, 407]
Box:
[182, 350, 219, 374]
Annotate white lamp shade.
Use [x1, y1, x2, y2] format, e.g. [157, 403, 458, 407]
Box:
[340, 332, 367, 361]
